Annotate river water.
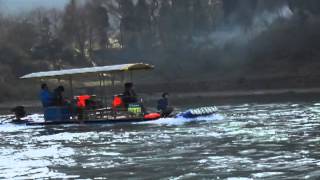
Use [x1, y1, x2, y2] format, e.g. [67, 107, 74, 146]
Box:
[1, 103, 320, 179]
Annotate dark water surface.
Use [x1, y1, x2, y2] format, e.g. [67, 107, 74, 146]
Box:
[1, 103, 320, 179]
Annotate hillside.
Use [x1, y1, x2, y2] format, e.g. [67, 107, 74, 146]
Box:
[0, 0, 320, 102]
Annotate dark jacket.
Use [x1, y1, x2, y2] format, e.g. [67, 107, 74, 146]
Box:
[157, 98, 168, 111]
[53, 88, 64, 106]
[122, 89, 138, 106]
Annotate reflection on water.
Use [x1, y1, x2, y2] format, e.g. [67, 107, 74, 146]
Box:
[1, 103, 320, 179]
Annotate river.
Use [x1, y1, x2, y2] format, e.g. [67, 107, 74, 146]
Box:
[1, 103, 320, 179]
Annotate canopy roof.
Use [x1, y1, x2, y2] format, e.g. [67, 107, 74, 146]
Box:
[20, 63, 154, 80]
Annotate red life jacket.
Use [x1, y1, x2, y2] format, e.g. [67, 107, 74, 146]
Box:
[77, 95, 91, 108]
[112, 96, 124, 109]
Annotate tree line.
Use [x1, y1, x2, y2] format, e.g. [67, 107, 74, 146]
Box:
[0, 0, 319, 100]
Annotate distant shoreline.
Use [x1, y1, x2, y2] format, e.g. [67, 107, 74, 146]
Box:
[1, 87, 320, 114]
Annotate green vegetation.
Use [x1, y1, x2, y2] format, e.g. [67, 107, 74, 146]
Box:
[0, 0, 320, 101]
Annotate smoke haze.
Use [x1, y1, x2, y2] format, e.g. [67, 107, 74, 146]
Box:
[1, 0, 68, 14]
[195, 4, 293, 48]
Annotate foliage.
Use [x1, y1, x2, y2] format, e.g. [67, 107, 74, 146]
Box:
[0, 0, 319, 101]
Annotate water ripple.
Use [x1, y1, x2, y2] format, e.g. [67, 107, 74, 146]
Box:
[1, 103, 320, 179]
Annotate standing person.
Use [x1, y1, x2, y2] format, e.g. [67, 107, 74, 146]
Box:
[157, 92, 173, 117]
[122, 82, 138, 107]
[53, 85, 66, 106]
[40, 83, 53, 107]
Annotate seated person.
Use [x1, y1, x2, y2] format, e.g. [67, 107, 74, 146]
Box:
[85, 96, 98, 110]
[11, 106, 26, 121]
[122, 82, 138, 108]
[53, 85, 66, 106]
[77, 95, 91, 108]
[40, 83, 53, 107]
[157, 92, 173, 117]
[112, 95, 125, 109]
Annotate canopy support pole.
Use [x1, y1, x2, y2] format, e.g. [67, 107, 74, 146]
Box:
[69, 76, 74, 99]
[104, 76, 108, 106]
[130, 71, 133, 82]
[99, 74, 103, 103]
[111, 75, 115, 96]
[121, 73, 124, 84]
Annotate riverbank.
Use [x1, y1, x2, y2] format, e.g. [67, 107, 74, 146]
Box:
[1, 87, 320, 114]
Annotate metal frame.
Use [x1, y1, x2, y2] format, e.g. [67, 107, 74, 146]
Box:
[25, 63, 154, 122]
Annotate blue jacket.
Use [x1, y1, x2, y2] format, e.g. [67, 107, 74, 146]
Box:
[40, 90, 53, 107]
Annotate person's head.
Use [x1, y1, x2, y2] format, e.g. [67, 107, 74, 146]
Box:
[41, 83, 48, 90]
[124, 82, 133, 90]
[57, 85, 64, 92]
[162, 92, 169, 98]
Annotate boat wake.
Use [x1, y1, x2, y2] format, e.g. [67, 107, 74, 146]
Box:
[139, 113, 224, 125]
[0, 114, 44, 125]
[24, 114, 44, 122]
